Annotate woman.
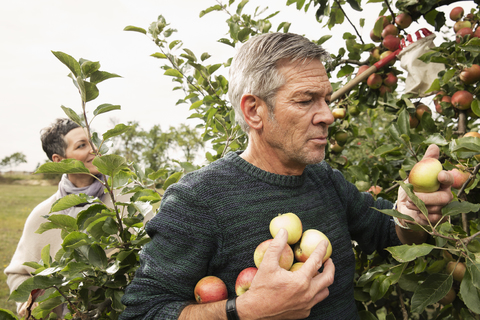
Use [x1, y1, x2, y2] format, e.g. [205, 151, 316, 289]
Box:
[5, 118, 152, 316]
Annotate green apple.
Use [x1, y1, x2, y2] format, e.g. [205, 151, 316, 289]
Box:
[409, 158, 443, 192]
[269, 212, 303, 245]
[294, 229, 332, 263]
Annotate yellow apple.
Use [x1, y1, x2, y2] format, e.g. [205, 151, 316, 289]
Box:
[254, 239, 294, 270]
[269, 212, 303, 245]
[408, 158, 443, 192]
[294, 229, 332, 263]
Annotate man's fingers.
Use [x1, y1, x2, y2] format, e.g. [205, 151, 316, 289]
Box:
[422, 144, 440, 160]
[260, 228, 289, 269]
[310, 258, 335, 293]
[298, 240, 329, 278]
[438, 170, 454, 188]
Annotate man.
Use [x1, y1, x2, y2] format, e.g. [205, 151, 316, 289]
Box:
[120, 33, 453, 319]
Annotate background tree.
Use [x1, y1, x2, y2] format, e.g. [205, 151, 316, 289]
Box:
[0, 152, 27, 171]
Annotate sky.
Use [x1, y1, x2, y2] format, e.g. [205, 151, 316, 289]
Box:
[1, 0, 474, 172]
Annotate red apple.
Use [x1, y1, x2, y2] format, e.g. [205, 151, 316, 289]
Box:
[378, 85, 392, 97]
[409, 114, 419, 128]
[463, 132, 480, 161]
[395, 12, 412, 29]
[435, 95, 451, 114]
[235, 267, 258, 296]
[376, 16, 390, 29]
[269, 212, 303, 245]
[456, 27, 474, 43]
[459, 64, 480, 85]
[451, 90, 474, 110]
[473, 27, 480, 38]
[370, 29, 382, 42]
[194, 276, 228, 303]
[415, 103, 432, 120]
[381, 24, 399, 38]
[254, 239, 294, 270]
[367, 73, 383, 89]
[454, 21, 472, 33]
[356, 65, 371, 79]
[294, 229, 332, 263]
[368, 185, 382, 195]
[383, 35, 401, 51]
[450, 7, 464, 21]
[383, 72, 397, 87]
[450, 164, 473, 189]
[409, 158, 443, 193]
[332, 108, 347, 119]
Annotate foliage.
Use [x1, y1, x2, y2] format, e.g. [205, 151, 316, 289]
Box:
[1, 152, 27, 170]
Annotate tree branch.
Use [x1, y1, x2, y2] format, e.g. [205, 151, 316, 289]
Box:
[334, 0, 365, 44]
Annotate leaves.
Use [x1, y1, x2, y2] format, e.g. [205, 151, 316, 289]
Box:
[386, 243, 436, 263]
[411, 274, 453, 313]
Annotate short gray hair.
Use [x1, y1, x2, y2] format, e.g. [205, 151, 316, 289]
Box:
[228, 32, 329, 133]
[40, 118, 80, 161]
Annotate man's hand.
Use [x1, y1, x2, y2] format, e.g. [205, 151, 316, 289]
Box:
[236, 228, 335, 320]
[397, 144, 453, 227]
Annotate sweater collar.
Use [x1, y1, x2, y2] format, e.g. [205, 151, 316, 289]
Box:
[226, 151, 307, 187]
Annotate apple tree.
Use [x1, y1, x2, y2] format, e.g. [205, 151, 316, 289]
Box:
[123, 0, 480, 318]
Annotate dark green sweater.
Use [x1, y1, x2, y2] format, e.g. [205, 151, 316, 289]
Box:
[120, 151, 400, 319]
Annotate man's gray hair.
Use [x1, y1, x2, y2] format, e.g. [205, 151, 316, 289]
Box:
[228, 32, 329, 133]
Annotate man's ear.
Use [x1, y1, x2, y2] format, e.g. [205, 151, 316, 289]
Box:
[240, 94, 266, 131]
[51, 154, 64, 163]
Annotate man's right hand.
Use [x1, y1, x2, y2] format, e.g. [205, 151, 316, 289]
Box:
[237, 228, 335, 320]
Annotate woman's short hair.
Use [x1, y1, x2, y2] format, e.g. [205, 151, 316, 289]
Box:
[40, 118, 80, 161]
[228, 32, 329, 133]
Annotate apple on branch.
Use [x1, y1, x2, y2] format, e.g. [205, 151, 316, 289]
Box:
[235, 267, 258, 296]
[194, 275, 228, 304]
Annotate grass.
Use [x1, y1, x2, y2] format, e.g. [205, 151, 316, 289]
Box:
[0, 183, 57, 314]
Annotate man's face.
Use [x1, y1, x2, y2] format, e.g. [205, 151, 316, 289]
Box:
[63, 127, 99, 175]
[262, 59, 334, 173]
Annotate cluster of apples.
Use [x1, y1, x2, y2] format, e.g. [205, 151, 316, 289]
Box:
[450, 7, 480, 43]
[409, 102, 432, 128]
[438, 252, 467, 305]
[193, 213, 332, 304]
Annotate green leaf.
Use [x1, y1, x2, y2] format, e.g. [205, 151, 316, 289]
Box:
[163, 171, 183, 190]
[373, 208, 415, 221]
[460, 268, 480, 313]
[442, 200, 480, 216]
[87, 244, 108, 269]
[471, 100, 480, 117]
[62, 231, 90, 249]
[103, 123, 131, 140]
[35, 159, 90, 175]
[93, 154, 128, 177]
[40, 244, 51, 267]
[81, 61, 101, 77]
[50, 194, 100, 213]
[374, 144, 401, 156]
[148, 168, 168, 181]
[0, 308, 18, 320]
[386, 243, 436, 263]
[397, 180, 428, 219]
[423, 133, 448, 146]
[317, 35, 332, 45]
[89, 70, 121, 84]
[47, 214, 78, 230]
[123, 25, 147, 34]
[93, 103, 121, 116]
[10, 276, 63, 302]
[51, 51, 81, 78]
[397, 108, 410, 137]
[164, 68, 183, 78]
[358, 310, 378, 320]
[411, 273, 452, 313]
[467, 259, 480, 290]
[346, 0, 362, 11]
[151, 52, 167, 59]
[424, 78, 440, 94]
[199, 4, 223, 17]
[60, 105, 83, 125]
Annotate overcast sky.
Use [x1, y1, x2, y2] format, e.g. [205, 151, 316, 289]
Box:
[1, 0, 473, 172]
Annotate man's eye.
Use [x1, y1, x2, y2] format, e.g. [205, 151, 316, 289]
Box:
[300, 100, 313, 105]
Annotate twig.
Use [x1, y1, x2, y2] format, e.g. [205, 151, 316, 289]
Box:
[383, 0, 396, 23]
[333, 0, 364, 44]
[396, 284, 409, 320]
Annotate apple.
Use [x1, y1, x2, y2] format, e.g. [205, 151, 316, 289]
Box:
[330, 141, 344, 154]
[439, 287, 456, 305]
[464, 131, 480, 161]
[370, 29, 382, 42]
[382, 35, 400, 51]
[194, 275, 228, 303]
[451, 90, 474, 110]
[456, 27, 474, 43]
[367, 73, 383, 89]
[381, 24, 399, 38]
[335, 130, 349, 146]
[368, 185, 382, 195]
[450, 7, 464, 21]
[254, 238, 294, 270]
[446, 261, 466, 282]
[269, 212, 303, 245]
[395, 12, 412, 29]
[436, 95, 451, 114]
[383, 72, 397, 87]
[378, 85, 392, 97]
[294, 229, 332, 263]
[415, 103, 432, 120]
[370, 47, 381, 61]
[379, 50, 395, 66]
[376, 16, 390, 29]
[355, 180, 370, 192]
[235, 267, 258, 296]
[454, 20, 472, 33]
[474, 27, 480, 38]
[450, 164, 473, 189]
[409, 158, 443, 193]
[349, 105, 360, 116]
[332, 108, 347, 119]
[409, 114, 419, 128]
[289, 262, 304, 272]
[459, 64, 480, 85]
[356, 65, 370, 78]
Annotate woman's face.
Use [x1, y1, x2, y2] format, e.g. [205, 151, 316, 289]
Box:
[62, 127, 99, 175]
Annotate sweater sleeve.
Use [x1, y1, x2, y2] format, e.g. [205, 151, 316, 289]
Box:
[327, 166, 402, 254]
[120, 180, 220, 320]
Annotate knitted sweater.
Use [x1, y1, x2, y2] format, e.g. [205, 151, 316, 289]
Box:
[120, 151, 401, 319]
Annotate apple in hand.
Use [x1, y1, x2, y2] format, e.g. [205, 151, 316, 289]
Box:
[408, 158, 443, 193]
[269, 212, 303, 245]
[235, 267, 258, 296]
[194, 275, 228, 303]
[254, 239, 294, 270]
[294, 229, 332, 263]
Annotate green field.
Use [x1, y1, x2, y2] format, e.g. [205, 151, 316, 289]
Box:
[0, 183, 57, 314]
